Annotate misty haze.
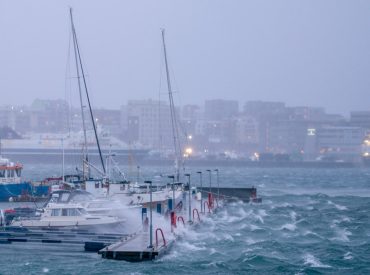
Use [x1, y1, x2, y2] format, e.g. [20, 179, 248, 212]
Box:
[0, 1, 369, 274]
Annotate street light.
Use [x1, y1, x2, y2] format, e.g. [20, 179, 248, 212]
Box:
[214, 169, 220, 204]
[144, 180, 153, 249]
[206, 169, 212, 192]
[184, 173, 191, 223]
[137, 166, 140, 183]
[196, 171, 203, 213]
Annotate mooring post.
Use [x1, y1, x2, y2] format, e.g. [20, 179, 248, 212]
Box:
[206, 169, 212, 208]
[145, 180, 153, 249]
[185, 173, 191, 223]
[168, 175, 175, 232]
[214, 169, 219, 206]
[197, 171, 203, 213]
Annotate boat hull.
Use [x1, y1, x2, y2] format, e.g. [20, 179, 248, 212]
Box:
[0, 182, 32, 201]
[0, 182, 49, 201]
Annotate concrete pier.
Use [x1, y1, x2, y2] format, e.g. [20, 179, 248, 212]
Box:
[99, 232, 172, 261]
[198, 187, 261, 202]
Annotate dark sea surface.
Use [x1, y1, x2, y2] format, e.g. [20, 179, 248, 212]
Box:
[0, 163, 370, 274]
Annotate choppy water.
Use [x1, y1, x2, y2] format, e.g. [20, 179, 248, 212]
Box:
[1, 164, 370, 274]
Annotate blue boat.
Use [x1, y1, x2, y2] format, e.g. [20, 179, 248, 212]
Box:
[0, 157, 48, 201]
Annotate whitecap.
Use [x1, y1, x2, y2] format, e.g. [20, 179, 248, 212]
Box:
[209, 248, 217, 255]
[249, 224, 262, 231]
[328, 200, 347, 211]
[179, 241, 207, 251]
[343, 252, 353, 260]
[302, 230, 323, 239]
[252, 213, 264, 224]
[42, 268, 49, 273]
[257, 209, 268, 217]
[280, 223, 296, 231]
[290, 211, 297, 221]
[330, 227, 352, 242]
[303, 253, 331, 268]
[223, 233, 235, 242]
[244, 237, 259, 245]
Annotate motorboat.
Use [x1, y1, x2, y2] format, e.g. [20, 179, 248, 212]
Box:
[11, 202, 125, 231]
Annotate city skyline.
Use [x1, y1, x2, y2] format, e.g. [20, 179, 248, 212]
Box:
[0, 96, 368, 118]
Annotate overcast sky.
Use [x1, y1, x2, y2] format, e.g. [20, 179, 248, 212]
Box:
[0, 1, 369, 115]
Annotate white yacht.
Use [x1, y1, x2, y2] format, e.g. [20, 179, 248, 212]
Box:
[11, 202, 124, 231]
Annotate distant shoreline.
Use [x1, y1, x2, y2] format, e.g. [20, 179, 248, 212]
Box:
[1, 150, 366, 168]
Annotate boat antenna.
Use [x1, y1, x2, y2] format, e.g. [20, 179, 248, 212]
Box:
[161, 29, 182, 181]
[69, 8, 106, 175]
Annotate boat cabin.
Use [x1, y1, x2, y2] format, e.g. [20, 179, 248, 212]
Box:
[0, 158, 22, 183]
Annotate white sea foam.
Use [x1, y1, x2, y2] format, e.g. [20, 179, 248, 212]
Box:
[252, 211, 265, 224]
[201, 261, 222, 268]
[331, 227, 352, 242]
[343, 252, 354, 260]
[245, 237, 259, 245]
[290, 211, 297, 221]
[302, 230, 323, 239]
[209, 248, 217, 255]
[249, 224, 263, 231]
[280, 223, 296, 231]
[328, 200, 348, 211]
[223, 233, 235, 242]
[303, 253, 331, 268]
[258, 209, 268, 217]
[42, 268, 49, 273]
[179, 241, 207, 251]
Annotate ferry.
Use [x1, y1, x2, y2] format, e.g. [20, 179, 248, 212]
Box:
[0, 157, 49, 201]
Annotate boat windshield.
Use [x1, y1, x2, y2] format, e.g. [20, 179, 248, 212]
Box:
[71, 194, 94, 202]
[51, 208, 84, 216]
[15, 168, 21, 177]
[77, 208, 87, 215]
[51, 209, 61, 216]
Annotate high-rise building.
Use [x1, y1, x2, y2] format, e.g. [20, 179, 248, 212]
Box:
[205, 99, 238, 121]
[316, 126, 365, 162]
[121, 99, 172, 148]
[350, 111, 370, 130]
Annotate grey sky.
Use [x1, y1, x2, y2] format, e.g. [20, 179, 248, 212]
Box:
[0, 1, 369, 115]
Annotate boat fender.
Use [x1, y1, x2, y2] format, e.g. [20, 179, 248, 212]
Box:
[170, 211, 177, 228]
[0, 210, 4, 227]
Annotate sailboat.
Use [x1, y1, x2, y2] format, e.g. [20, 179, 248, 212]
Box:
[68, 8, 107, 184]
[161, 29, 184, 182]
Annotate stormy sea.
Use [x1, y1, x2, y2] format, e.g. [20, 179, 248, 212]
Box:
[0, 163, 369, 274]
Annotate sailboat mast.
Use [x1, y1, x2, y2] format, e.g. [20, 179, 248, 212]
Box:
[161, 29, 181, 181]
[70, 9, 89, 178]
[69, 8, 106, 175]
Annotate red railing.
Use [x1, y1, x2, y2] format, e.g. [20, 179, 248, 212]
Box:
[177, 216, 185, 226]
[192, 208, 201, 222]
[204, 201, 211, 213]
[155, 228, 167, 248]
